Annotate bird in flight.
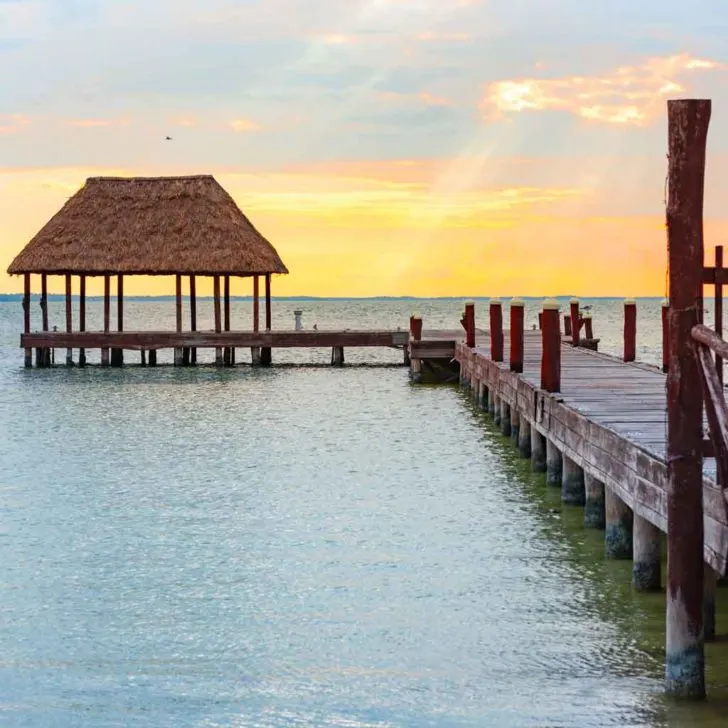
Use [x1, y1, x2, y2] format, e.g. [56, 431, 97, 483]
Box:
[165, 136, 172, 141]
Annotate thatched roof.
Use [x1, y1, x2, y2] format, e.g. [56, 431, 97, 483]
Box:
[7, 175, 288, 276]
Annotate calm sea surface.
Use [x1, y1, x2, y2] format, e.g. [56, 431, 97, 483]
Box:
[1, 297, 727, 727]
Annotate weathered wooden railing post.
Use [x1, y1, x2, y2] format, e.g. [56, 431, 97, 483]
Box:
[510, 298, 524, 373]
[564, 314, 572, 337]
[541, 299, 561, 393]
[624, 298, 637, 362]
[662, 299, 670, 373]
[570, 298, 580, 346]
[464, 300, 476, 348]
[583, 314, 593, 340]
[665, 97, 711, 700]
[490, 299, 503, 362]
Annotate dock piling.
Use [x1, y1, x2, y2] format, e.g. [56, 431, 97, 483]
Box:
[500, 401, 511, 437]
[605, 487, 632, 559]
[490, 299, 503, 362]
[331, 346, 345, 366]
[518, 418, 531, 458]
[570, 298, 580, 346]
[624, 298, 637, 362]
[531, 428, 546, 472]
[510, 298, 524, 373]
[464, 301, 476, 348]
[632, 514, 662, 591]
[541, 300, 561, 393]
[583, 473, 606, 529]
[561, 456, 585, 505]
[546, 439, 562, 486]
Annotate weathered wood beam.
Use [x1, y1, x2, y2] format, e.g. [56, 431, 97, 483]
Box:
[665, 97, 711, 700]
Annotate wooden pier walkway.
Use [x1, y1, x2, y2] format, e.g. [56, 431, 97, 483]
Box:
[447, 329, 728, 575]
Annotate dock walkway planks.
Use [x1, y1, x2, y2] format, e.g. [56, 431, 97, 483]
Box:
[448, 329, 728, 574]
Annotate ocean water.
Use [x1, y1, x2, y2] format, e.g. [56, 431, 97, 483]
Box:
[1, 297, 727, 727]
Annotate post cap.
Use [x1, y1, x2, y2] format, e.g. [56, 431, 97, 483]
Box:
[411, 312, 421, 319]
[624, 298, 636, 305]
[489, 297, 502, 305]
[662, 298, 670, 307]
[543, 298, 561, 311]
[464, 300, 475, 307]
[569, 297, 580, 304]
[583, 313, 592, 319]
[510, 297, 525, 307]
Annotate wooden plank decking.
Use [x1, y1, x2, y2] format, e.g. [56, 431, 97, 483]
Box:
[444, 329, 728, 574]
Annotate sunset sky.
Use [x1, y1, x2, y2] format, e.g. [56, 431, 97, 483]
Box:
[2, 0, 728, 296]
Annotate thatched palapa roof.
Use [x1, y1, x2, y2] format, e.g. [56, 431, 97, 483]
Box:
[7, 175, 288, 276]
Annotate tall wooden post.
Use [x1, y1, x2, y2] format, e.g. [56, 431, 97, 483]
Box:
[510, 298, 524, 373]
[570, 298, 580, 346]
[464, 301, 476, 348]
[662, 299, 670, 373]
[624, 298, 637, 362]
[175, 274, 184, 366]
[489, 299, 503, 362]
[23, 273, 32, 368]
[39, 272, 49, 367]
[715, 245, 723, 385]
[583, 314, 594, 340]
[253, 276, 260, 332]
[665, 97, 711, 700]
[110, 274, 124, 367]
[213, 275, 223, 366]
[541, 300, 561, 393]
[564, 315, 572, 337]
[410, 314, 423, 341]
[102, 274, 110, 366]
[189, 275, 197, 365]
[261, 273, 272, 366]
[65, 273, 73, 366]
[223, 274, 232, 366]
[79, 275, 86, 367]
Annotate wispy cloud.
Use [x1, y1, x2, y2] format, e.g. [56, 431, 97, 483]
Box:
[0, 114, 29, 134]
[228, 118, 261, 132]
[481, 53, 723, 125]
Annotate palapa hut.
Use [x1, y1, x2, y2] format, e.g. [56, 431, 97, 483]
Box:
[7, 175, 288, 367]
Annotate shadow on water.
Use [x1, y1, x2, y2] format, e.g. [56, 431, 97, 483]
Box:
[456, 388, 728, 728]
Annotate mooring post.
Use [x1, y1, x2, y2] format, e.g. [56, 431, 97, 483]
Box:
[464, 300, 476, 348]
[102, 274, 110, 366]
[584, 473, 606, 529]
[665, 97, 711, 700]
[564, 314, 572, 337]
[632, 514, 662, 591]
[624, 298, 637, 362]
[605, 487, 633, 559]
[23, 273, 32, 368]
[79, 275, 86, 367]
[570, 298, 580, 346]
[541, 299, 561, 393]
[546, 439, 562, 486]
[518, 417, 531, 458]
[489, 299, 503, 362]
[530, 427, 547, 472]
[561, 455, 585, 505]
[510, 298, 524, 373]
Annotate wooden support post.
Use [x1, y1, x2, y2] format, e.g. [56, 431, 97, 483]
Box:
[570, 298, 580, 346]
[489, 299, 503, 362]
[633, 514, 661, 591]
[583, 314, 594, 340]
[584, 474, 606, 529]
[331, 346, 345, 366]
[189, 275, 197, 365]
[665, 97, 711, 700]
[510, 298, 524, 373]
[624, 298, 637, 362]
[102, 274, 110, 366]
[23, 273, 32, 368]
[517, 417, 531, 458]
[39, 273, 49, 367]
[410, 315, 423, 341]
[605, 487, 633, 559]
[79, 275, 86, 367]
[492, 394, 501, 425]
[223, 274, 231, 366]
[65, 273, 73, 367]
[149, 349, 157, 367]
[261, 273, 272, 366]
[251, 275, 261, 366]
[561, 455, 585, 506]
[509, 406, 519, 443]
[214, 275, 223, 366]
[662, 299, 670, 373]
[546, 439, 562, 486]
[174, 274, 184, 366]
[141, 350, 147, 367]
[110, 274, 124, 367]
[500, 401, 511, 437]
[715, 245, 723, 385]
[564, 314, 572, 337]
[464, 301, 476, 348]
[541, 300, 561, 393]
[530, 427, 546, 473]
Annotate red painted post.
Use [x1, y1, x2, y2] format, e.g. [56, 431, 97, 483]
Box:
[665, 97, 710, 700]
[489, 299, 503, 362]
[538, 311, 543, 330]
[662, 299, 670, 373]
[410, 314, 423, 341]
[564, 315, 572, 337]
[570, 298, 580, 346]
[510, 298, 524, 373]
[541, 299, 561, 393]
[624, 298, 637, 362]
[464, 300, 476, 348]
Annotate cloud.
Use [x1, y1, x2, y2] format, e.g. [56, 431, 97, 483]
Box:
[0, 114, 29, 134]
[481, 53, 723, 125]
[228, 118, 261, 132]
[66, 118, 131, 128]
